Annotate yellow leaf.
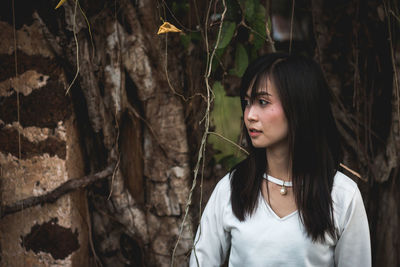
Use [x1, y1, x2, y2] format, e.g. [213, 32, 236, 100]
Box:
[157, 22, 182, 35]
[55, 0, 68, 9]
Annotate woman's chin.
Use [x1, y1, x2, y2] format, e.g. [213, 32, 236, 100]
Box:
[251, 142, 268, 148]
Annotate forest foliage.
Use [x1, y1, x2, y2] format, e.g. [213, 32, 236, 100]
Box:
[173, 0, 273, 169]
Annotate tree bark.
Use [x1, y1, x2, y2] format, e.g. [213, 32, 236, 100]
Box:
[1, 0, 195, 266]
[1, 163, 115, 218]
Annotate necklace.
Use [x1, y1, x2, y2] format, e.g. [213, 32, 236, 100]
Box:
[262, 173, 292, 196]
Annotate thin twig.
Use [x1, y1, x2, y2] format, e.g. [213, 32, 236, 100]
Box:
[194, 126, 207, 266]
[162, 19, 207, 102]
[240, 21, 270, 46]
[77, 0, 95, 60]
[107, 155, 120, 200]
[339, 163, 366, 182]
[66, 0, 80, 95]
[208, 131, 249, 155]
[171, 0, 228, 265]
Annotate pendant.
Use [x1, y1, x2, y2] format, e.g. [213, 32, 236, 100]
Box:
[280, 185, 287, 195]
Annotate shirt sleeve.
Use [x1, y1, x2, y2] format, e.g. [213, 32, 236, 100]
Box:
[189, 175, 231, 267]
[334, 187, 371, 267]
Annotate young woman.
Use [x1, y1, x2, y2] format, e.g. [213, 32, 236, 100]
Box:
[189, 53, 371, 266]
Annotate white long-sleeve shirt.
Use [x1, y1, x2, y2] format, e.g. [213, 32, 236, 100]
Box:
[189, 171, 371, 267]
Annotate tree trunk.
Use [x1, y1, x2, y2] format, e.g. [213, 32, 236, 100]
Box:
[0, 0, 195, 266]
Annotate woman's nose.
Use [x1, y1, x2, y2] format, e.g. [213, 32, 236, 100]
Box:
[246, 105, 258, 122]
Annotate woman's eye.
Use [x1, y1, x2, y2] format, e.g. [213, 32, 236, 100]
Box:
[259, 99, 269, 105]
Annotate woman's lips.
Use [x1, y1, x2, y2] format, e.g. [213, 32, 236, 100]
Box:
[249, 129, 262, 137]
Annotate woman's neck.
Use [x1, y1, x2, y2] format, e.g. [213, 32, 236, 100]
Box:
[266, 146, 291, 182]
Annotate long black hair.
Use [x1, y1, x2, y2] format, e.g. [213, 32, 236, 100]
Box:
[230, 53, 342, 242]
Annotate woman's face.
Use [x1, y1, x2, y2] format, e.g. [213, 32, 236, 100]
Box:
[243, 77, 289, 151]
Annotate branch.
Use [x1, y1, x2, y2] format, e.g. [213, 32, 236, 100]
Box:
[1, 163, 116, 219]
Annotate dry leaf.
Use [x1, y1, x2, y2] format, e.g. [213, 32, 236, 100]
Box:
[55, 0, 68, 9]
[157, 22, 182, 35]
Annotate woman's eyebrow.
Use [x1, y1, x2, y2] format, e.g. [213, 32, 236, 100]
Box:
[245, 92, 271, 98]
[244, 92, 272, 99]
[255, 92, 271, 97]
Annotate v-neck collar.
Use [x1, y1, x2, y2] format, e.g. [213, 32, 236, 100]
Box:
[259, 194, 298, 221]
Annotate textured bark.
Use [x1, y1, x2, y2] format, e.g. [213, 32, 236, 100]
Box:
[1, 0, 194, 266]
[0, 3, 90, 264]
[1, 163, 115, 218]
[59, 0, 193, 265]
[311, 0, 400, 266]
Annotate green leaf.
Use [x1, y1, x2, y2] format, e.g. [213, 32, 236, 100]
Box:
[208, 82, 245, 165]
[244, 0, 256, 22]
[249, 4, 266, 50]
[234, 43, 248, 77]
[217, 21, 236, 49]
[228, 68, 237, 76]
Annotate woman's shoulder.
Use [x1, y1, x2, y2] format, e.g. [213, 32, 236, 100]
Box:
[331, 171, 369, 237]
[331, 170, 360, 211]
[332, 171, 358, 193]
[204, 173, 233, 212]
[213, 172, 232, 194]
